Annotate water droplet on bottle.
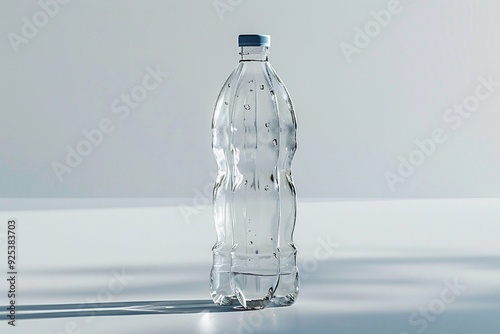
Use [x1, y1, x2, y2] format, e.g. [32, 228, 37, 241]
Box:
[265, 122, 270, 127]
[260, 84, 265, 90]
[248, 79, 253, 83]
[272, 139, 278, 145]
[264, 185, 269, 191]
[270, 238, 273, 241]
[228, 83, 231, 88]
[224, 101, 228, 105]
[270, 90, 275, 96]
[250, 241, 253, 245]
[273, 252, 277, 258]
[249, 89, 253, 92]
[270, 174, 274, 182]
[244, 104, 251, 110]
[244, 180, 248, 185]
[255, 250, 259, 254]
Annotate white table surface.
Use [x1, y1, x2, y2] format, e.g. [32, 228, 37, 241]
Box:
[1, 199, 499, 334]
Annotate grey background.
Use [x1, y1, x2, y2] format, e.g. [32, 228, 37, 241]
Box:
[1, 0, 499, 198]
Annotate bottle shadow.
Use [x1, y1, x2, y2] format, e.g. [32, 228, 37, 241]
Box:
[11, 299, 244, 320]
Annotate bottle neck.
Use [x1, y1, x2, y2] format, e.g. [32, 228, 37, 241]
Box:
[239, 46, 269, 62]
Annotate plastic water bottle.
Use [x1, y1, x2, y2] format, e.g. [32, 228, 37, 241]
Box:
[210, 34, 298, 309]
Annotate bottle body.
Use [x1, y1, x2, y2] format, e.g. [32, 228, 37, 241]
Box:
[211, 43, 298, 309]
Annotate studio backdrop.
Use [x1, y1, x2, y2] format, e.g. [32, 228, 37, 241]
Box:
[1, 0, 499, 199]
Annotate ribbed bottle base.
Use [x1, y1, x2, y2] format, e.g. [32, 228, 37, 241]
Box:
[211, 293, 238, 306]
[271, 271, 299, 306]
[232, 273, 277, 310]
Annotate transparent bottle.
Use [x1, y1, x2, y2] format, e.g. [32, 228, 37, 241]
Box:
[211, 34, 298, 309]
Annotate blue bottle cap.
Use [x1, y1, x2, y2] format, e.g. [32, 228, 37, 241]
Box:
[238, 34, 271, 47]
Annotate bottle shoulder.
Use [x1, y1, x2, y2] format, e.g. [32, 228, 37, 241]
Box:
[212, 62, 297, 129]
